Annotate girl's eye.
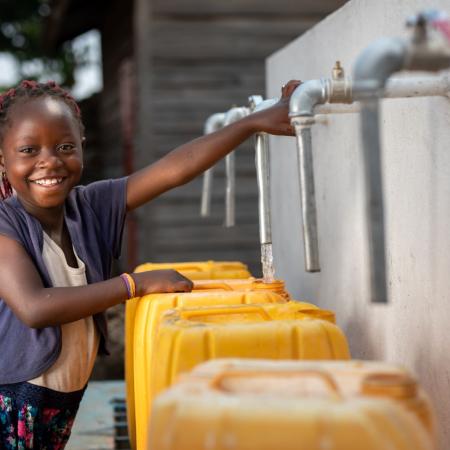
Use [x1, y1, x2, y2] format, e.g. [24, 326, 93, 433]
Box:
[58, 144, 75, 153]
[19, 147, 36, 154]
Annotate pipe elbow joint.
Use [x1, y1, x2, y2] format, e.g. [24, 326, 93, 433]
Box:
[353, 37, 408, 95]
[223, 107, 250, 126]
[204, 112, 226, 134]
[289, 79, 327, 118]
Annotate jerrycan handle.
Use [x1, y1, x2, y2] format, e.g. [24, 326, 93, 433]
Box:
[170, 264, 203, 272]
[179, 305, 272, 321]
[209, 369, 341, 398]
[193, 283, 234, 291]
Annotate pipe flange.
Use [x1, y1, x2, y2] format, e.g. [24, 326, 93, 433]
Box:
[291, 116, 316, 128]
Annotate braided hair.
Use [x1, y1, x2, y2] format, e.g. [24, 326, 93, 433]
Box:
[0, 80, 84, 200]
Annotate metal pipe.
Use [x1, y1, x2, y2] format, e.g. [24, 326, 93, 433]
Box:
[200, 112, 226, 217]
[292, 117, 320, 272]
[255, 132, 271, 245]
[248, 96, 278, 246]
[289, 62, 352, 273]
[289, 58, 450, 286]
[314, 74, 450, 115]
[353, 10, 450, 303]
[248, 95, 280, 282]
[223, 107, 250, 227]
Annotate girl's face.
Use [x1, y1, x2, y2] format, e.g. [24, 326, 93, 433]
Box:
[0, 96, 84, 215]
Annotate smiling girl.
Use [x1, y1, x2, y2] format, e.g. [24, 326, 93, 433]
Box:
[0, 79, 298, 449]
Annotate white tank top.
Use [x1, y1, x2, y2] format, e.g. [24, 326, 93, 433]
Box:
[28, 232, 100, 392]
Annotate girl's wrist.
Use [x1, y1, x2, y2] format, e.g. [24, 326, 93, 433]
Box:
[240, 113, 261, 135]
[120, 273, 136, 300]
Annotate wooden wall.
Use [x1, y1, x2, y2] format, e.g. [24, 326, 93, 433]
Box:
[82, 0, 349, 276]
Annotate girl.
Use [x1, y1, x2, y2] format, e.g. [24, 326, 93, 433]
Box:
[0, 79, 299, 449]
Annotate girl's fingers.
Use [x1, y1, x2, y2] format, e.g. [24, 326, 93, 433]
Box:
[281, 80, 302, 98]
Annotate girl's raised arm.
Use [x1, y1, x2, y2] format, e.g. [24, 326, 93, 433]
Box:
[0, 235, 192, 328]
[125, 81, 300, 211]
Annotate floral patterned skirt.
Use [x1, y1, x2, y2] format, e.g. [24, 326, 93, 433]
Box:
[0, 382, 85, 450]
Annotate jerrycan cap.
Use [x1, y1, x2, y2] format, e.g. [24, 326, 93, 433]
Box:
[250, 279, 289, 298]
[251, 279, 285, 289]
[361, 373, 418, 399]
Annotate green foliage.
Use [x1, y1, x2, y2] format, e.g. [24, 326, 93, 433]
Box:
[0, 0, 76, 88]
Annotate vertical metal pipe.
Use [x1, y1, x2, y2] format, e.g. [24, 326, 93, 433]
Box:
[225, 152, 235, 227]
[353, 37, 406, 304]
[255, 132, 271, 245]
[293, 119, 320, 272]
[200, 112, 226, 217]
[222, 107, 250, 227]
[200, 169, 214, 217]
[360, 100, 387, 303]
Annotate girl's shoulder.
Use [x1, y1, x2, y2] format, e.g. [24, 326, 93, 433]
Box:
[0, 196, 35, 247]
[67, 177, 128, 215]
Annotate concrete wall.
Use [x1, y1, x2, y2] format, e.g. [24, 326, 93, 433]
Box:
[267, 0, 450, 447]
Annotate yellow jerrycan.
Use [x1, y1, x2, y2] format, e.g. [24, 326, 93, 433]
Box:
[134, 260, 252, 279]
[126, 259, 249, 450]
[153, 302, 349, 395]
[125, 277, 297, 450]
[129, 290, 289, 450]
[140, 302, 350, 449]
[148, 368, 434, 450]
[186, 358, 436, 439]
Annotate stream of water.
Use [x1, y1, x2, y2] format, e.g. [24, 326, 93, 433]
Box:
[261, 243, 275, 283]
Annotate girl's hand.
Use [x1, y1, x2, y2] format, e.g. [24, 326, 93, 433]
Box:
[249, 80, 302, 136]
[132, 269, 193, 296]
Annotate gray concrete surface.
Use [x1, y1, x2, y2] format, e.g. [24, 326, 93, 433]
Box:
[66, 380, 125, 450]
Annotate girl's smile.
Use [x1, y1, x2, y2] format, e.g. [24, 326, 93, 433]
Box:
[0, 97, 84, 218]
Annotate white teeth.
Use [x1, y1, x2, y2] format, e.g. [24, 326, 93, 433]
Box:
[33, 178, 63, 186]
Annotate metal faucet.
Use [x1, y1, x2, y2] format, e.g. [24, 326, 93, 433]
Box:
[223, 106, 250, 227]
[289, 62, 353, 273]
[353, 10, 450, 303]
[247, 95, 280, 282]
[200, 113, 226, 217]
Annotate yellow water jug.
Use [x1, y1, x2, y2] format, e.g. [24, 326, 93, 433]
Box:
[126, 259, 250, 449]
[141, 302, 349, 448]
[129, 290, 289, 450]
[134, 260, 252, 279]
[153, 302, 349, 396]
[186, 358, 435, 438]
[125, 277, 290, 448]
[149, 368, 434, 450]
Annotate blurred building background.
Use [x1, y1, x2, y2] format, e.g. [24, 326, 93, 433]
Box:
[0, 0, 348, 378]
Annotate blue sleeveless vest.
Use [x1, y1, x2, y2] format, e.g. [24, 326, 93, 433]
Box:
[0, 177, 128, 383]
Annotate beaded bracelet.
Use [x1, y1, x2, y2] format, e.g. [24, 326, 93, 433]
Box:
[120, 273, 136, 299]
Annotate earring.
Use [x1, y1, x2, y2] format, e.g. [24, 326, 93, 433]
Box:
[1, 172, 12, 200]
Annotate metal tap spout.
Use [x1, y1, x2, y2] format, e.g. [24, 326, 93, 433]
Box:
[223, 107, 250, 227]
[200, 112, 226, 217]
[289, 62, 352, 273]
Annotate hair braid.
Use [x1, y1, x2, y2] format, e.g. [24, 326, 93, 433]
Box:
[0, 80, 84, 142]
